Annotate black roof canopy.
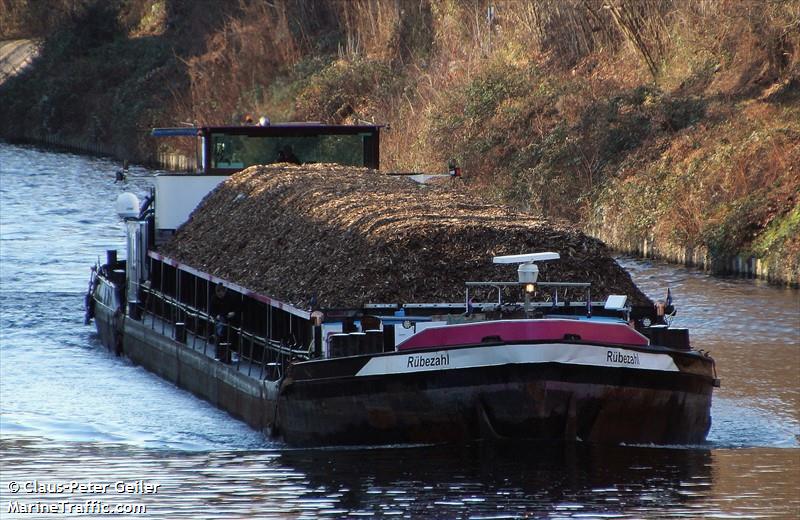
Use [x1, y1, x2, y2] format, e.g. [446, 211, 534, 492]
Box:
[152, 123, 382, 136]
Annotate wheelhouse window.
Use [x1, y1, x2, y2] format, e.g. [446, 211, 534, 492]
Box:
[210, 133, 372, 170]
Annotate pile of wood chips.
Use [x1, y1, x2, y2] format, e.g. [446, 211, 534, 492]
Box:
[158, 164, 652, 309]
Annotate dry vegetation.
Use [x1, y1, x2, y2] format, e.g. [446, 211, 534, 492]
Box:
[158, 164, 651, 309]
[2, 0, 798, 282]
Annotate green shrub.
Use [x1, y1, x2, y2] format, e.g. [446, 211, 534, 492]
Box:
[752, 203, 800, 257]
[661, 96, 706, 131]
[462, 65, 527, 121]
[701, 194, 770, 257]
[295, 58, 399, 121]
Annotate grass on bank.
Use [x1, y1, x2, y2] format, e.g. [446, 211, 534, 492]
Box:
[2, 0, 798, 281]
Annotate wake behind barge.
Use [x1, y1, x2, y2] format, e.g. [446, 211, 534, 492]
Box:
[85, 123, 717, 446]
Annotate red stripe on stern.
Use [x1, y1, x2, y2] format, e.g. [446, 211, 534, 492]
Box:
[397, 319, 649, 350]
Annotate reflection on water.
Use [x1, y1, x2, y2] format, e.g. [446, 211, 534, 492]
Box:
[1, 143, 798, 518]
[0, 440, 715, 518]
[618, 257, 800, 448]
[3, 439, 799, 518]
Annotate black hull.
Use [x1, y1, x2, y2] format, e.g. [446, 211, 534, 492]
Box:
[93, 309, 278, 434]
[92, 301, 714, 447]
[93, 298, 121, 354]
[278, 356, 713, 447]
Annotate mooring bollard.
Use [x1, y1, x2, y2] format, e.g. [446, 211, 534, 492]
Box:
[175, 322, 186, 343]
[216, 342, 231, 364]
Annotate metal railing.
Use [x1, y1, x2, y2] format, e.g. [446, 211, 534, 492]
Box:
[464, 281, 593, 313]
[137, 285, 312, 381]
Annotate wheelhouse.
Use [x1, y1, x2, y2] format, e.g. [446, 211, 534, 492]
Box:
[152, 123, 381, 175]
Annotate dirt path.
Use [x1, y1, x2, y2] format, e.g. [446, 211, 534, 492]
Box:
[0, 39, 39, 85]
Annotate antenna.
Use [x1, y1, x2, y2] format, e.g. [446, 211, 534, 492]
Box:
[492, 252, 560, 264]
[492, 251, 560, 284]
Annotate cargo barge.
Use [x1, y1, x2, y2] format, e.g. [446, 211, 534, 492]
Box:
[85, 122, 718, 446]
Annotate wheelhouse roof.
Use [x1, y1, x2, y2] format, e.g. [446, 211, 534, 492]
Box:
[152, 124, 382, 138]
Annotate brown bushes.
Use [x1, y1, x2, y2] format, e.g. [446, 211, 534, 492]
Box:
[175, 1, 301, 126]
[5, 0, 798, 280]
[0, 0, 89, 38]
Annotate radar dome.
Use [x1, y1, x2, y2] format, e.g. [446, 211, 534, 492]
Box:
[115, 192, 140, 219]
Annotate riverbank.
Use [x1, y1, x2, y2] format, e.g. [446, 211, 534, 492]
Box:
[593, 226, 799, 287]
[1, 1, 797, 285]
[2, 132, 195, 172]
[4, 121, 796, 289]
[11, 130, 793, 287]
[0, 39, 39, 84]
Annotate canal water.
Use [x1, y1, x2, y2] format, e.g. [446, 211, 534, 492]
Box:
[1, 143, 798, 518]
